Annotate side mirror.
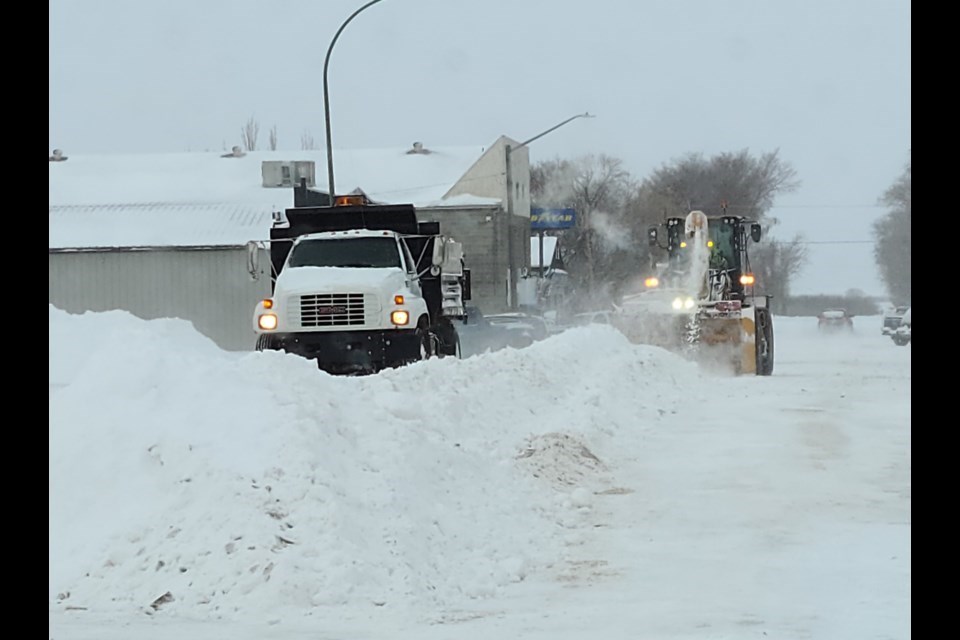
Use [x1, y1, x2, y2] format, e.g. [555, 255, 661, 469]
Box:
[750, 223, 762, 243]
[647, 226, 658, 247]
[246, 241, 261, 281]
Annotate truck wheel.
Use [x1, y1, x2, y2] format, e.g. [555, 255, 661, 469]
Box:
[416, 320, 438, 360]
[755, 307, 774, 376]
[892, 335, 909, 346]
[255, 334, 276, 352]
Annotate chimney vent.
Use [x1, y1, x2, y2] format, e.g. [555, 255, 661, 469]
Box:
[406, 141, 432, 155]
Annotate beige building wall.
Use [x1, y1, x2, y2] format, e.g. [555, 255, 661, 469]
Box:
[49, 247, 272, 352]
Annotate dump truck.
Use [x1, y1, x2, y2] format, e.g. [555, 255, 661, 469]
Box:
[248, 189, 470, 375]
[612, 209, 774, 375]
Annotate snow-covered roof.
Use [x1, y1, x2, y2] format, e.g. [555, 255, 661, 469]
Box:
[49, 146, 501, 249]
[49, 203, 274, 248]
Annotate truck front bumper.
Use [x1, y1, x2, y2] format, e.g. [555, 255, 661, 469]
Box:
[260, 329, 420, 375]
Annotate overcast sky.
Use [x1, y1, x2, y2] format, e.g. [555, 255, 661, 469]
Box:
[48, 0, 910, 297]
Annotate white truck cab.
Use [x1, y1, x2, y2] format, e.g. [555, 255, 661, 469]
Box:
[250, 197, 468, 374]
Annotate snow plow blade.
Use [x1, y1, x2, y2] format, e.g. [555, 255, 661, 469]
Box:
[697, 315, 756, 375]
[612, 301, 773, 376]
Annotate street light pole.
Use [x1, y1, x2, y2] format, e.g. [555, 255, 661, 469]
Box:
[504, 112, 593, 309]
[323, 0, 385, 205]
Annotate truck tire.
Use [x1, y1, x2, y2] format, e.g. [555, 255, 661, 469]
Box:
[255, 334, 276, 352]
[440, 335, 462, 360]
[892, 334, 910, 346]
[416, 319, 438, 360]
[432, 318, 462, 358]
[755, 307, 774, 376]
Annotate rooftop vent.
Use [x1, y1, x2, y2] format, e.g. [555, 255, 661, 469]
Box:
[262, 160, 316, 188]
[406, 141, 433, 155]
[221, 145, 246, 158]
[49, 148, 68, 162]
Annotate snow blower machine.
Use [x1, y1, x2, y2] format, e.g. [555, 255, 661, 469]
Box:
[612, 209, 774, 375]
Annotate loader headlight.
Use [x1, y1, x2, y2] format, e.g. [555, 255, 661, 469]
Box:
[740, 273, 755, 285]
[672, 296, 695, 311]
[391, 310, 410, 326]
[258, 313, 278, 330]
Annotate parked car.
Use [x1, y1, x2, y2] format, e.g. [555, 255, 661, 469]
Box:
[485, 312, 548, 348]
[573, 310, 613, 326]
[892, 307, 911, 346]
[817, 309, 854, 332]
[882, 305, 910, 336]
[457, 307, 548, 356]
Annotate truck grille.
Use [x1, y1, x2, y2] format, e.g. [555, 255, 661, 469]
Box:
[298, 293, 366, 327]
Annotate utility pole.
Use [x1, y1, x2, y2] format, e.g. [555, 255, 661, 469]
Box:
[504, 112, 593, 309]
[323, 0, 386, 205]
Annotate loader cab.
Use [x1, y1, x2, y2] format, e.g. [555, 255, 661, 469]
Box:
[652, 215, 761, 301]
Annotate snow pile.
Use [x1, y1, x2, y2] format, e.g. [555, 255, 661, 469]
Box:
[49, 306, 700, 621]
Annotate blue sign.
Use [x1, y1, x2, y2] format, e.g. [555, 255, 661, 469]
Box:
[531, 207, 576, 230]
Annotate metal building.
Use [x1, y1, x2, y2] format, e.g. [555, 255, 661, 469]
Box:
[48, 140, 531, 351]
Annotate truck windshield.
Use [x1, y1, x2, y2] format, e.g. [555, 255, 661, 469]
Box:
[287, 237, 402, 269]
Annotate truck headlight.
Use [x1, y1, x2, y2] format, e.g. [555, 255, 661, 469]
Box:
[258, 313, 278, 330]
[391, 310, 410, 326]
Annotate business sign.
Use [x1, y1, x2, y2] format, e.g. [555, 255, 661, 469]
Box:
[530, 207, 576, 230]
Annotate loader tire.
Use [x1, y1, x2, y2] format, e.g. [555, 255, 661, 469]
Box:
[755, 307, 774, 376]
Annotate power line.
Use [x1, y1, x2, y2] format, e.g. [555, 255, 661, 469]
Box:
[770, 240, 875, 245]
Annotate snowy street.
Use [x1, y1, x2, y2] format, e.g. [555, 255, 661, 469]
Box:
[49, 309, 910, 639]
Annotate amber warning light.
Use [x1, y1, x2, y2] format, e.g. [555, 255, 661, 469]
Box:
[335, 195, 366, 206]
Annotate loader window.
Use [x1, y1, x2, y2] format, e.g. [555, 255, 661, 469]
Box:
[709, 225, 736, 271]
[287, 237, 402, 269]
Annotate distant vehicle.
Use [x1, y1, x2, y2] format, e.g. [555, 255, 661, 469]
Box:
[573, 310, 613, 326]
[882, 305, 910, 336]
[485, 312, 548, 348]
[457, 307, 546, 355]
[891, 307, 911, 346]
[817, 309, 854, 332]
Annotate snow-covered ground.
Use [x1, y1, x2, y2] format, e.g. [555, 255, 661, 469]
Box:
[49, 307, 910, 639]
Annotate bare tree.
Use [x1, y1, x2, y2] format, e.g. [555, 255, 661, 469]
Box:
[632, 148, 804, 303]
[241, 116, 260, 152]
[532, 148, 807, 310]
[268, 125, 278, 151]
[532, 154, 643, 310]
[749, 232, 808, 313]
[873, 156, 911, 304]
[636, 149, 800, 219]
[301, 130, 318, 150]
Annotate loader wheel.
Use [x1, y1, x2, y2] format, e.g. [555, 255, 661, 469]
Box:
[754, 307, 774, 376]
